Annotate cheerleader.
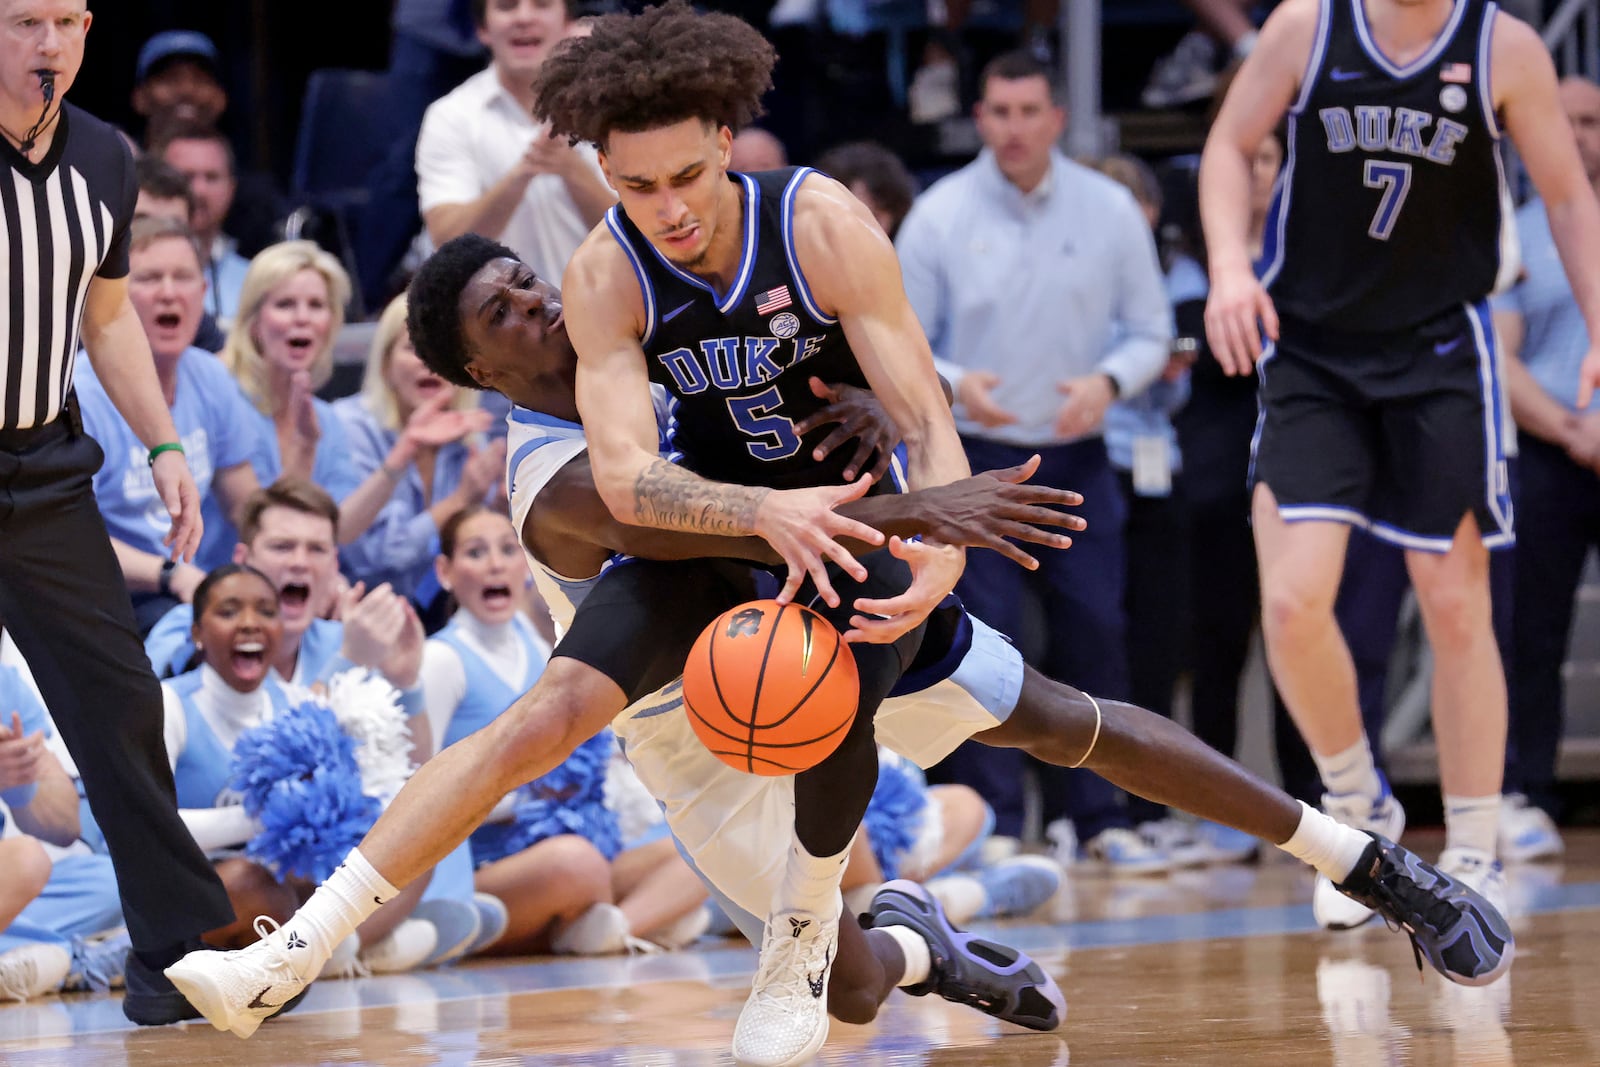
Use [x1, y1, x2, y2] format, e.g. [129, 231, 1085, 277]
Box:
[422, 507, 708, 954]
[166, 565, 435, 972]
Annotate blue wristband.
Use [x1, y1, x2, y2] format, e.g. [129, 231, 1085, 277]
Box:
[0, 781, 39, 810]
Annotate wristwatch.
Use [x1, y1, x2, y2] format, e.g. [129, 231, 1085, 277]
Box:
[158, 559, 177, 597]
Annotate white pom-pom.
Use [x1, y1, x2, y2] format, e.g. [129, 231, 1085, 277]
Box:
[322, 668, 416, 805]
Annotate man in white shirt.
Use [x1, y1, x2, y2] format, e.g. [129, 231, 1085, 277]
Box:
[415, 0, 615, 288]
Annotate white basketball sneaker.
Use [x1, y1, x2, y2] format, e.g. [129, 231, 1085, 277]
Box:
[1313, 781, 1406, 930]
[164, 917, 320, 1039]
[1434, 846, 1510, 919]
[731, 904, 838, 1067]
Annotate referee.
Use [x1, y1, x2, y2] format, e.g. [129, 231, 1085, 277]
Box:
[0, 2, 233, 1024]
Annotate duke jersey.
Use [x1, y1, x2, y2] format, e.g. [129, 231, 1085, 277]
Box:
[1262, 0, 1515, 332]
[606, 167, 906, 492]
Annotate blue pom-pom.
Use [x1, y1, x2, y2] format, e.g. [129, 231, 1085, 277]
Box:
[231, 700, 379, 882]
[472, 729, 622, 865]
[864, 755, 929, 881]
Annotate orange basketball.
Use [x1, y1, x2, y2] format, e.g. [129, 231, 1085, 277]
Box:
[682, 599, 860, 776]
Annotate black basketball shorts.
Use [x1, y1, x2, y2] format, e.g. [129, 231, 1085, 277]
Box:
[1250, 301, 1514, 551]
[553, 548, 938, 706]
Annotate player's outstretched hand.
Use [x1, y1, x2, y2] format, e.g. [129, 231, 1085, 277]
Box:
[1204, 264, 1279, 376]
[756, 476, 883, 608]
[793, 376, 897, 484]
[152, 449, 203, 561]
[847, 535, 964, 644]
[915, 454, 1085, 568]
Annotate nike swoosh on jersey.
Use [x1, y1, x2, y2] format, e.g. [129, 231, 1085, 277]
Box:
[663, 300, 694, 323]
[1330, 68, 1366, 81]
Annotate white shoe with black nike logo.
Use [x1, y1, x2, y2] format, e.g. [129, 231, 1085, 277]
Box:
[731, 904, 838, 1067]
[164, 917, 320, 1038]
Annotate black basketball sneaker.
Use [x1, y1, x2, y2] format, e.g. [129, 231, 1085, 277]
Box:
[866, 879, 1065, 1031]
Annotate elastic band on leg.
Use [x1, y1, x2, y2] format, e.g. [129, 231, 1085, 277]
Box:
[1067, 693, 1103, 769]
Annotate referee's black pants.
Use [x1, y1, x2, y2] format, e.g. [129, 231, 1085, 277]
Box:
[0, 417, 233, 954]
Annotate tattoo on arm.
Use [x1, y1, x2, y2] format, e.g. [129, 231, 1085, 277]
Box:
[633, 458, 769, 534]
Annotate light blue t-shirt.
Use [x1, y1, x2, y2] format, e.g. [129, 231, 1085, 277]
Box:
[75, 350, 259, 566]
[200, 396, 362, 569]
[332, 394, 478, 601]
[1493, 198, 1591, 411]
[0, 663, 51, 825]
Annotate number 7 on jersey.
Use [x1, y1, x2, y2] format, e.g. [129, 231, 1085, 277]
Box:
[1363, 160, 1413, 241]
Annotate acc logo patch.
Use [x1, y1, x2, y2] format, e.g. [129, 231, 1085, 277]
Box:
[769, 312, 800, 338]
[1439, 85, 1468, 113]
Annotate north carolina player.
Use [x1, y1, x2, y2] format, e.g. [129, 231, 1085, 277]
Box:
[1201, 0, 1600, 929]
[163, 236, 1514, 1059]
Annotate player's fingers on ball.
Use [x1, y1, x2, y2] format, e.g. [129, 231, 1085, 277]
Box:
[776, 566, 803, 605]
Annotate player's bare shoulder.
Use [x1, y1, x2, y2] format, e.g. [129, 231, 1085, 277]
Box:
[564, 221, 648, 336]
[1249, 0, 1322, 91]
[1488, 6, 1555, 109]
[788, 172, 898, 311]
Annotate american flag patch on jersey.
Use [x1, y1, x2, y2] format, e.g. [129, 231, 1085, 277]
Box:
[1440, 63, 1472, 83]
[755, 285, 792, 314]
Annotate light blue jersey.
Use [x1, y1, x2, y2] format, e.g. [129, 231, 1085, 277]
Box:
[75, 349, 259, 568]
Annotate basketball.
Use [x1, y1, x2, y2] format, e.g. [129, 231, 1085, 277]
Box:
[682, 599, 860, 776]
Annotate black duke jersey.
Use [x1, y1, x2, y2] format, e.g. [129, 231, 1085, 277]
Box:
[606, 167, 906, 493]
[1262, 0, 1515, 332]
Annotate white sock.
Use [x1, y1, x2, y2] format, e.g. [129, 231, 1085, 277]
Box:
[1232, 29, 1259, 59]
[1313, 736, 1382, 800]
[1443, 794, 1501, 857]
[776, 841, 849, 919]
[879, 923, 932, 987]
[291, 848, 400, 976]
[1277, 801, 1373, 883]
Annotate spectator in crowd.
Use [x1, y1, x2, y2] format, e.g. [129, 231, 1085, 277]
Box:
[420, 507, 710, 955]
[896, 51, 1174, 872]
[217, 241, 475, 556]
[132, 31, 283, 258]
[1489, 74, 1600, 863]
[0, 660, 129, 1001]
[76, 216, 262, 628]
[159, 564, 438, 974]
[814, 139, 918, 239]
[145, 480, 426, 704]
[334, 293, 502, 615]
[352, 0, 487, 312]
[1169, 119, 1284, 799]
[152, 123, 254, 329]
[729, 125, 788, 171]
[415, 0, 614, 290]
[133, 156, 226, 352]
[1142, 0, 1262, 110]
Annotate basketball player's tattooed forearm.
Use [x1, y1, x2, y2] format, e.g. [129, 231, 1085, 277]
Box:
[634, 458, 768, 534]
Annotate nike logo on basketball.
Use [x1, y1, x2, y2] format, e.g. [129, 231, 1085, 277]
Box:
[1434, 336, 1464, 355]
[788, 917, 811, 938]
[1330, 68, 1365, 81]
[808, 947, 831, 998]
[663, 300, 694, 323]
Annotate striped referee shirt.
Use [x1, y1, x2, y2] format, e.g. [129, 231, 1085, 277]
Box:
[0, 103, 135, 429]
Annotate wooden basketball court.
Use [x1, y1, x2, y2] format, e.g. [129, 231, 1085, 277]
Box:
[3, 828, 1594, 1066]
